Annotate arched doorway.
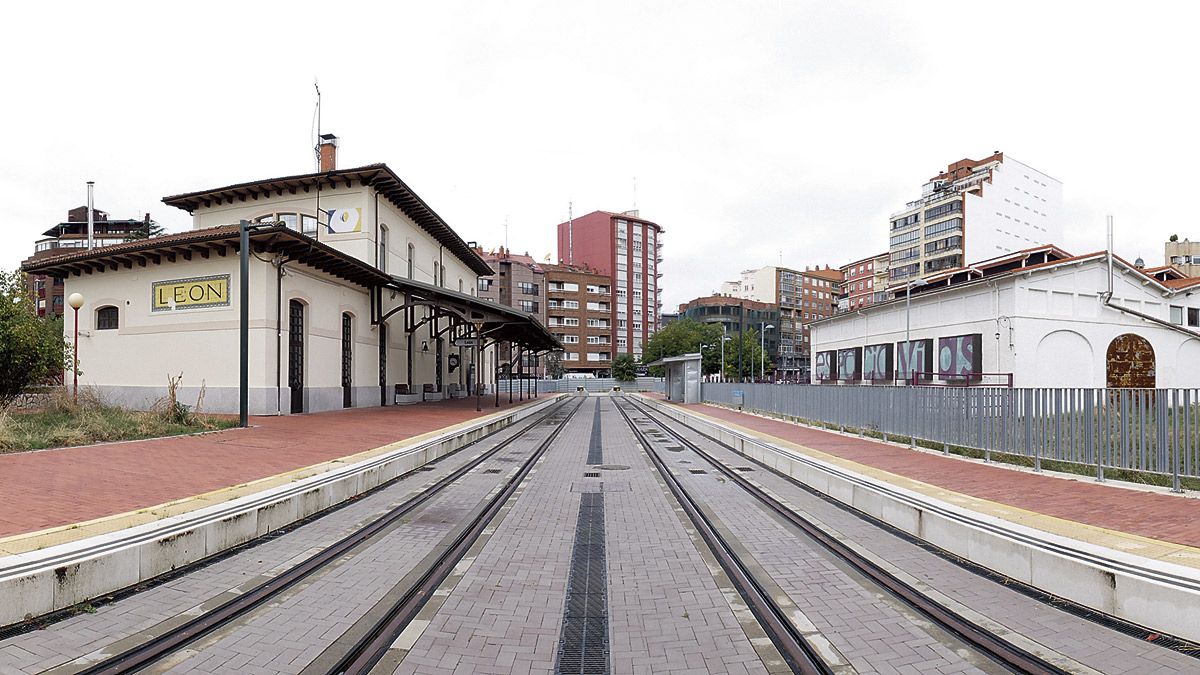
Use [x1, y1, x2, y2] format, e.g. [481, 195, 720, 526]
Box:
[288, 300, 305, 413]
[1105, 333, 1155, 388]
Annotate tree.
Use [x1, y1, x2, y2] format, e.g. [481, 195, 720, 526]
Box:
[124, 218, 165, 241]
[723, 328, 773, 381]
[1170, 234, 1180, 243]
[611, 354, 638, 382]
[642, 319, 723, 377]
[0, 270, 71, 405]
[545, 351, 565, 379]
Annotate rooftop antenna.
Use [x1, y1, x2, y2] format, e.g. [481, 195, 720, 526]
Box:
[504, 215, 509, 252]
[1106, 214, 1114, 300]
[633, 176, 637, 211]
[568, 201, 574, 265]
[313, 79, 322, 171]
[86, 181, 95, 250]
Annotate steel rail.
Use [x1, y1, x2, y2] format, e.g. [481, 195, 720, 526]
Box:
[623, 396, 1068, 675]
[73, 397, 574, 675]
[328, 396, 586, 674]
[612, 397, 833, 675]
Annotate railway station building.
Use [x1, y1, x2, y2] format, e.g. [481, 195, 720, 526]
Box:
[810, 245, 1200, 388]
[23, 141, 559, 415]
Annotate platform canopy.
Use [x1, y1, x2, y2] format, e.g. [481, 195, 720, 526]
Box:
[23, 223, 560, 354]
[377, 275, 561, 354]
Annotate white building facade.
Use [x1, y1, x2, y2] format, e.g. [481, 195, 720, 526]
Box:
[888, 152, 1063, 289]
[812, 247, 1200, 389]
[26, 155, 557, 415]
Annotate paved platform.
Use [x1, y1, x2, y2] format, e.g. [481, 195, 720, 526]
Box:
[0, 396, 545, 553]
[648, 394, 1200, 569]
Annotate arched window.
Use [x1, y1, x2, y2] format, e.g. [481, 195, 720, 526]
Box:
[458, 278, 463, 293]
[433, 260, 440, 285]
[378, 225, 389, 273]
[96, 306, 119, 330]
[407, 243, 415, 279]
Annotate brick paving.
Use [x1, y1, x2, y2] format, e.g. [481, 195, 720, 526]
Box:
[0, 412, 544, 674]
[158, 416, 569, 675]
[661, 430, 992, 673]
[0, 397, 540, 537]
[670, 398, 1200, 549]
[658, 406, 1200, 674]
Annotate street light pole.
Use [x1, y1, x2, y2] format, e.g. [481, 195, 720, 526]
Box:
[67, 292, 84, 405]
[759, 322, 775, 382]
[903, 278, 928, 384]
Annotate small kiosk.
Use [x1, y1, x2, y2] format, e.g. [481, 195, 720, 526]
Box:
[647, 353, 702, 404]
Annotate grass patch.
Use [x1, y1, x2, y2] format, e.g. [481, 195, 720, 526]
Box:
[0, 388, 237, 453]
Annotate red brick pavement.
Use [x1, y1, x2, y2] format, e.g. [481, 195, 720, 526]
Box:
[0, 397, 543, 538]
[667, 399, 1200, 549]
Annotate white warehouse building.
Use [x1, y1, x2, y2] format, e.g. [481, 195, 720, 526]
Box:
[811, 246, 1200, 389]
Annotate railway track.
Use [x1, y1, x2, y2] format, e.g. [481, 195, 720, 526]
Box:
[73, 396, 582, 675]
[613, 395, 1068, 675]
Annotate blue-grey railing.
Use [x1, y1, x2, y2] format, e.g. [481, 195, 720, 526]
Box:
[702, 382, 1197, 489]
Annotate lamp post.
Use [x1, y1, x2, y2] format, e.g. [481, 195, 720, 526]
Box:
[720, 330, 731, 383]
[903, 278, 929, 384]
[759, 322, 774, 382]
[67, 292, 84, 405]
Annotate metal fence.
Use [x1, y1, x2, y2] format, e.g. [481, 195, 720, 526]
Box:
[702, 383, 1200, 489]
[494, 377, 665, 394]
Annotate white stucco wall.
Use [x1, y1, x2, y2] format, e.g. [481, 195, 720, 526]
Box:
[964, 157, 1064, 264]
[62, 250, 464, 415]
[811, 259, 1200, 388]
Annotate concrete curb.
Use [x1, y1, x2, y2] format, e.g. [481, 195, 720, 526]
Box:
[637, 395, 1200, 644]
[0, 395, 562, 628]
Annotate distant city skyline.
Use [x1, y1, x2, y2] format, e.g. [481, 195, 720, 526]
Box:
[4, 2, 1196, 311]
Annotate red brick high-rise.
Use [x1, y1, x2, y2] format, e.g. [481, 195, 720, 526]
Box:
[556, 210, 663, 361]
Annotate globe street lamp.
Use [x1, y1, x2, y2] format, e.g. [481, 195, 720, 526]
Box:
[903, 278, 929, 384]
[67, 292, 84, 405]
[720, 333, 732, 383]
[760, 322, 775, 382]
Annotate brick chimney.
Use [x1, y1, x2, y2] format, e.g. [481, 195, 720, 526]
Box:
[317, 133, 339, 172]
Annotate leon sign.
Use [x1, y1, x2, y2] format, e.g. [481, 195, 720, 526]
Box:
[152, 274, 231, 312]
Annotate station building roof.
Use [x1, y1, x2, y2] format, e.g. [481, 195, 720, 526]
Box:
[161, 163, 493, 277]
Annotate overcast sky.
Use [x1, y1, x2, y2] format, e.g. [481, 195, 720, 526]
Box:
[3, 2, 1197, 310]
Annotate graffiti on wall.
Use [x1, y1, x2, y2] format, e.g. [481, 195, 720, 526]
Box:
[815, 350, 838, 381]
[862, 343, 893, 381]
[837, 347, 862, 381]
[937, 333, 982, 380]
[896, 339, 933, 380]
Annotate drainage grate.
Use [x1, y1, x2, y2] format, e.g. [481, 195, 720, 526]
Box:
[665, 446, 684, 452]
[483, 468, 502, 474]
[734, 467, 754, 472]
[688, 469, 707, 475]
[583, 471, 601, 478]
[556, 492, 609, 674]
[420, 466, 437, 471]
[587, 399, 604, 465]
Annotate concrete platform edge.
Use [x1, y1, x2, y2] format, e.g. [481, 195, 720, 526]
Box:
[634, 394, 1200, 644]
[0, 395, 563, 628]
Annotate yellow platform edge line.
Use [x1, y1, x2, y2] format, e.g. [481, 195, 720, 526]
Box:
[0, 397, 558, 555]
[661, 398, 1200, 568]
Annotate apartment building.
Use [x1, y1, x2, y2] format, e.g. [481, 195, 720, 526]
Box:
[543, 263, 613, 375]
[719, 264, 842, 381]
[555, 209, 663, 360]
[838, 252, 889, 313]
[24, 206, 157, 317]
[887, 151, 1062, 290]
[1165, 237, 1200, 277]
[476, 247, 547, 378]
[677, 295, 780, 377]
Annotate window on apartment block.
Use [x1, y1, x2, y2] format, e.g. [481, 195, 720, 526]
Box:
[518, 300, 539, 313]
[518, 281, 538, 295]
[478, 278, 492, 292]
[923, 201, 962, 221]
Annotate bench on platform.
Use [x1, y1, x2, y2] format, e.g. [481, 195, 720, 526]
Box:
[447, 383, 468, 399]
[422, 383, 444, 402]
[394, 384, 422, 406]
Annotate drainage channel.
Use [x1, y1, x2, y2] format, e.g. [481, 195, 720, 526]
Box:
[587, 398, 604, 465]
[556, 491, 610, 675]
